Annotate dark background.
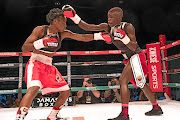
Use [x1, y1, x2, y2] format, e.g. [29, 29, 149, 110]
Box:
[0, 0, 180, 52]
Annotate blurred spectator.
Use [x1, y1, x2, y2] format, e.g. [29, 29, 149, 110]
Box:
[129, 89, 139, 102]
[100, 91, 111, 103]
[3, 96, 13, 108]
[0, 95, 5, 108]
[77, 78, 101, 104]
[100, 91, 105, 103]
[104, 78, 121, 103]
[11, 98, 21, 108]
[74, 96, 80, 104]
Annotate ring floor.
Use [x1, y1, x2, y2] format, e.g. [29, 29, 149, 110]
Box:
[0, 99, 179, 120]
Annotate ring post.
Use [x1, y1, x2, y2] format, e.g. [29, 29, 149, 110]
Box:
[18, 52, 23, 99]
[67, 51, 71, 87]
[146, 43, 163, 92]
[159, 35, 171, 98]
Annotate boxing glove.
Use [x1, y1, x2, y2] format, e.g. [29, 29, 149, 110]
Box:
[33, 34, 58, 50]
[94, 32, 113, 44]
[62, 5, 81, 24]
[111, 25, 130, 45]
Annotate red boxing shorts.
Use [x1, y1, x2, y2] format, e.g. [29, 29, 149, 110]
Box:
[25, 53, 69, 95]
[124, 52, 148, 88]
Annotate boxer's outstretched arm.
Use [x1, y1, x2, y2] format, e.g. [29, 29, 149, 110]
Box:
[61, 30, 113, 43]
[78, 20, 109, 32]
[61, 30, 94, 42]
[62, 5, 108, 32]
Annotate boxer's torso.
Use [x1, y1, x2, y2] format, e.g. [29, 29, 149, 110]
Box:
[33, 25, 62, 57]
[108, 22, 142, 59]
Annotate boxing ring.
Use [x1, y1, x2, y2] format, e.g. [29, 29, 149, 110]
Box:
[1, 100, 180, 120]
[0, 35, 180, 120]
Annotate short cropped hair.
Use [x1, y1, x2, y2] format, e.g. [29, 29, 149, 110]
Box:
[108, 7, 123, 13]
[108, 7, 123, 16]
[46, 8, 63, 23]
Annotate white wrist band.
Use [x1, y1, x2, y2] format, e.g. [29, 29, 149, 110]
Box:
[121, 35, 130, 45]
[33, 39, 45, 50]
[94, 33, 103, 40]
[70, 14, 81, 24]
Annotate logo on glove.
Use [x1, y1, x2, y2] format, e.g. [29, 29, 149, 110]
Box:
[114, 32, 124, 39]
[47, 42, 58, 47]
[114, 29, 125, 39]
[43, 34, 59, 47]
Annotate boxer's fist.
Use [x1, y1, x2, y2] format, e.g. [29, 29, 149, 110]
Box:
[94, 32, 114, 44]
[62, 5, 76, 18]
[62, 5, 81, 24]
[33, 34, 58, 50]
[111, 25, 130, 45]
[114, 29, 126, 39]
[43, 34, 58, 47]
[101, 32, 114, 44]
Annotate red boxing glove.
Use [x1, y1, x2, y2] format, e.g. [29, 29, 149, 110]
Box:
[101, 32, 114, 44]
[114, 29, 126, 39]
[33, 34, 58, 50]
[94, 32, 113, 44]
[62, 5, 81, 24]
[43, 34, 58, 47]
[113, 28, 130, 45]
[62, 5, 76, 18]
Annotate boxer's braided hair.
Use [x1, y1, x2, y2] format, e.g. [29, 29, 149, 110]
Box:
[46, 8, 63, 23]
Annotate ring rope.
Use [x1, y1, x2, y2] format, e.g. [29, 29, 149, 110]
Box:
[54, 60, 124, 66]
[0, 60, 123, 68]
[0, 73, 121, 82]
[1, 83, 180, 95]
[162, 53, 180, 61]
[162, 69, 180, 74]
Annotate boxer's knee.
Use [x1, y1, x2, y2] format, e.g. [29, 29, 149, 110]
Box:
[26, 86, 40, 97]
[119, 77, 129, 85]
[60, 89, 71, 98]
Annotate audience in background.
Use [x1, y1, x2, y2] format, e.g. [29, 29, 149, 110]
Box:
[77, 78, 101, 104]
[11, 98, 21, 108]
[0, 95, 5, 108]
[0, 86, 161, 107]
[74, 96, 80, 104]
[3, 96, 13, 108]
[104, 78, 121, 103]
[100, 91, 111, 103]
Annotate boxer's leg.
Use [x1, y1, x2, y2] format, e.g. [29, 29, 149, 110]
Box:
[16, 86, 40, 120]
[142, 84, 163, 116]
[47, 90, 71, 120]
[108, 61, 133, 120]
